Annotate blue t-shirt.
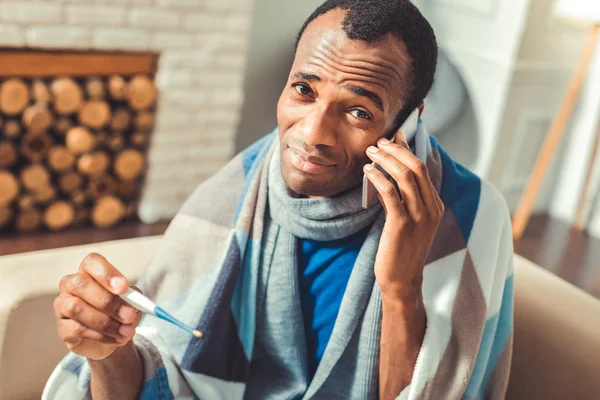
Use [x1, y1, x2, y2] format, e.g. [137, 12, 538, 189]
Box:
[298, 227, 371, 378]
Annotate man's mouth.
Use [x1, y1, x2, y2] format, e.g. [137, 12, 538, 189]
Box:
[288, 147, 336, 175]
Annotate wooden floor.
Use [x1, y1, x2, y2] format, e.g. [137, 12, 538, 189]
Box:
[1, 213, 599, 298]
[514, 214, 600, 298]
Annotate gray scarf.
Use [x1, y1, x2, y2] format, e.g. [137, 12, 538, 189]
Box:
[244, 141, 386, 399]
[267, 142, 382, 240]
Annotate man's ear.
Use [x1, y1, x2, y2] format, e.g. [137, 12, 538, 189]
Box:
[418, 104, 425, 117]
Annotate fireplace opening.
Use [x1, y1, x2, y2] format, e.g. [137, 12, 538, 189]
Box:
[0, 49, 159, 235]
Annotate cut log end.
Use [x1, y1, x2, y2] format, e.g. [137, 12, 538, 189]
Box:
[0, 142, 18, 168]
[88, 176, 117, 199]
[4, 119, 22, 139]
[48, 146, 76, 173]
[0, 79, 30, 116]
[126, 75, 157, 111]
[21, 133, 53, 163]
[78, 151, 110, 177]
[0, 207, 13, 228]
[22, 104, 53, 134]
[53, 118, 73, 136]
[32, 80, 51, 104]
[111, 108, 131, 132]
[16, 209, 42, 232]
[44, 201, 75, 231]
[92, 196, 125, 228]
[51, 77, 84, 115]
[78, 100, 111, 129]
[21, 164, 51, 192]
[58, 172, 83, 194]
[0, 171, 19, 206]
[114, 149, 145, 181]
[66, 126, 96, 155]
[108, 75, 127, 101]
[135, 111, 154, 131]
[33, 185, 57, 204]
[86, 77, 106, 100]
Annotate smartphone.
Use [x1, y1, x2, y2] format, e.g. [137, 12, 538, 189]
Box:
[362, 108, 420, 209]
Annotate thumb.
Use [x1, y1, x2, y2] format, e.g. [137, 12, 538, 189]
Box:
[128, 285, 144, 328]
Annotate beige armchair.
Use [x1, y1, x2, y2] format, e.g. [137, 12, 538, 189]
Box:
[0, 237, 599, 399]
[0, 237, 161, 400]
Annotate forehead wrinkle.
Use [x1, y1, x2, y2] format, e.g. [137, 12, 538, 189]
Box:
[307, 52, 400, 108]
[309, 56, 390, 88]
[306, 58, 398, 111]
[312, 46, 398, 86]
[309, 51, 394, 90]
[316, 42, 407, 86]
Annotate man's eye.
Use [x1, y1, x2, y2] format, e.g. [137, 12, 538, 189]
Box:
[350, 109, 372, 120]
[293, 83, 312, 96]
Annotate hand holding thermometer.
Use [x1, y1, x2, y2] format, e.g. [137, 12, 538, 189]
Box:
[120, 287, 203, 338]
[362, 108, 421, 209]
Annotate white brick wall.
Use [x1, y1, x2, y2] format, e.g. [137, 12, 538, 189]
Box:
[156, 68, 194, 88]
[184, 13, 228, 31]
[129, 8, 180, 29]
[95, 0, 152, 4]
[216, 53, 247, 68]
[0, 24, 25, 46]
[66, 5, 127, 26]
[93, 27, 150, 50]
[194, 108, 240, 124]
[27, 26, 91, 49]
[151, 32, 195, 50]
[196, 33, 247, 51]
[193, 71, 244, 87]
[0, 0, 255, 223]
[209, 88, 244, 106]
[160, 49, 212, 69]
[156, 0, 204, 8]
[0, 2, 62, 24]
[161, 90, 209, 109]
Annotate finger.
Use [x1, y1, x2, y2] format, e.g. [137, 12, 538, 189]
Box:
[79, 253, 129, 295]
[59, 273, 138, 324]
[54, 295, 135, 341]
[394, 130, 410, 150]
[377, 138, 438, 217]
[366, 145, 422, 217]
[57, 319, 128, 346]
[433, 192, 445, 219]
[377, 193, 388, 216]
[363, 164, 408, 221]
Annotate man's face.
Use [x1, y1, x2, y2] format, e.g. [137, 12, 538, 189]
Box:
[277, 9, 413, 198]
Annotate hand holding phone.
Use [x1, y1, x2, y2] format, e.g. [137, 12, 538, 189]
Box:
[362, 108, 420, 209]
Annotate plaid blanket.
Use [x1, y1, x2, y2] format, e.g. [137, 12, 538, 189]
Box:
[44, 125, 514, 399]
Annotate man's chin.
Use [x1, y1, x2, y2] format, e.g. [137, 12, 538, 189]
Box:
[281, 168, 359, 199]
[283, 173, 332, 198]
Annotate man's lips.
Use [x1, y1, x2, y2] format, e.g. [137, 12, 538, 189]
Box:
[288, 147, 336, 174]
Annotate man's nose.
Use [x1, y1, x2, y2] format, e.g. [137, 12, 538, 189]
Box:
[296, 108, 337, 147]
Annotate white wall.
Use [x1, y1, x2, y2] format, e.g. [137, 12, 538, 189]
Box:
[414, 0, 531, 178]
[489, 0, 588, 213]
[549, 38, 600, 236]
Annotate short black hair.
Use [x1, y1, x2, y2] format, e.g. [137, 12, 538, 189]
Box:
[295, 0, 438, 126]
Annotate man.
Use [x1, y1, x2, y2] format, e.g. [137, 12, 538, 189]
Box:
[44, 1, 514, 399]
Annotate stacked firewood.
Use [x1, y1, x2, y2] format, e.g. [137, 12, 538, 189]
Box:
[0, 74, 156, 232]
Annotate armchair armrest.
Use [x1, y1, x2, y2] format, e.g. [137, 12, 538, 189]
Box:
[0, 235, 162, 400]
